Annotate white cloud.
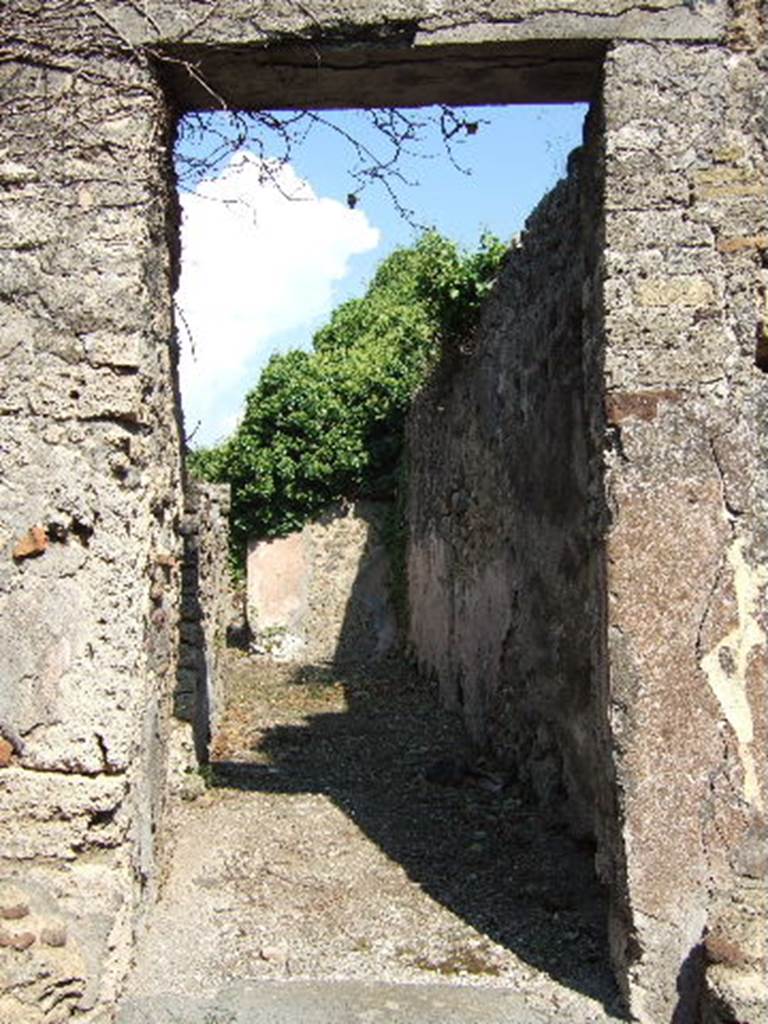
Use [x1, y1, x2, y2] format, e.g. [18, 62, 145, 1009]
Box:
[176, 152, 380, 446]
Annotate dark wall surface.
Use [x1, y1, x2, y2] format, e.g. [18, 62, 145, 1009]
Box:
[406, 130, 604, 841]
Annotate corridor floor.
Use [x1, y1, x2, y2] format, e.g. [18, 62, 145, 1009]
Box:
[118, 652, 626, 1023]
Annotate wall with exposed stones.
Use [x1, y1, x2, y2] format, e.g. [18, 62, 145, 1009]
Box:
[0, 9, 184, 1021]
[406, 135, 603, 843]
[173, 481, 232, 772]
[407, 9, 768, 1023]
[599, 31, 768, 1023]
[0, 2, 765, 1023]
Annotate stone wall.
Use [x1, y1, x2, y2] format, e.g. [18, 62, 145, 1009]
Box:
[247, 502, 397, 665]
[406, 135, 603, 842]
[599, 29, 768, 1023]
[0, 2, 765, 1022]
[406, 8, 768, 1022]
[173, 481, 232, 771]
[0, 8, 184, 1021]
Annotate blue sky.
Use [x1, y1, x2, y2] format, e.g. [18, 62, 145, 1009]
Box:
[175, 103, 588, 446]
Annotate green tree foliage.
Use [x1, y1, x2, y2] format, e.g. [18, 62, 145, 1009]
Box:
[189, 230, 506, 557]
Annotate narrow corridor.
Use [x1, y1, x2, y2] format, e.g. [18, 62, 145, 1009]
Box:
[118, 651, 624, 1023]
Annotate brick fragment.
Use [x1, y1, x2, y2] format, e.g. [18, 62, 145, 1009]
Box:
[0, 902, 28, 919]
[0, 739, 13, 767]
[717, 235, 768, 254]
[606, 389, 684, 424]
[0, 928, 35, 950]
[705, 932, 747, 967]
[12, 525, 48, 560]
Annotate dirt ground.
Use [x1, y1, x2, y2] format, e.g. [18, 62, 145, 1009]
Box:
[125, 649, 626, 1022]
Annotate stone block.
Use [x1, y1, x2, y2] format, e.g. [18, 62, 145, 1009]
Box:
[40, 924, 67, 948]
[634, 275, 716, 307]
[0, 161, 38, 185]
[83, 331, 143, 370]
[605, 208, 713, 251]
[694, 165, 765, 200]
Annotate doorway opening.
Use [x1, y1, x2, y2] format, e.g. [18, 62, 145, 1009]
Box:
[135, 37, 624, 1023]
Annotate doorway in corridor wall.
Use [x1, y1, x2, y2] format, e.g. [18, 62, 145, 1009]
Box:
[145, 99, 626, 1023]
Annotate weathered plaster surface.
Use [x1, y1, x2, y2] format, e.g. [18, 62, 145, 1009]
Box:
[406, 134, 604, 842]
[700, 538, 767, 810]
[0, 8, 185, 1020]
[601, 24, 768, 1023]
[247, 502, 397, 665]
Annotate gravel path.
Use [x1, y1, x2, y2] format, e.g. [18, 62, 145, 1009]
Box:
[121, 651, 627, 1022]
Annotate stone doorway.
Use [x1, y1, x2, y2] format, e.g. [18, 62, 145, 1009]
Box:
[1, 6, 765, 1023]
[172, 45, 616, 1024]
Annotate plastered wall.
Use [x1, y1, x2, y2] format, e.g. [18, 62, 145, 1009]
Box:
[406, 135, 604, 842]
[246, 501, 397, 665]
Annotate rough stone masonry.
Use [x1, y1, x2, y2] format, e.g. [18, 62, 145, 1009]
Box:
[405, 33, 768, 1022]
[0, 2, 765, 1023]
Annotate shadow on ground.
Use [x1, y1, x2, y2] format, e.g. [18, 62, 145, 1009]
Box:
[210, 654, 625, 1018]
